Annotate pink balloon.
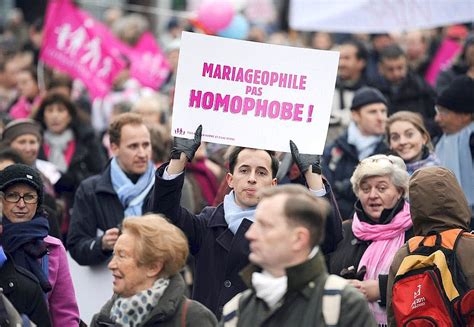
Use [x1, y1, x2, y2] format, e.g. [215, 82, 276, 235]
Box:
[197, 0, 235, 33]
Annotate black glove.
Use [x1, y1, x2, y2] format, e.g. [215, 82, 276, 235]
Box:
[170, 125, 202, 161]
[289, 140, 322, 175]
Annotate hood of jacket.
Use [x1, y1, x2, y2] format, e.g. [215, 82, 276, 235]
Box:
[409, 166, 471, 235]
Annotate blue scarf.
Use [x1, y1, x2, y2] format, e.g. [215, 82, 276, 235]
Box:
[223, 191, 256, 234]
[0, 246, 7, 267]
[347, 121, 384, 160]
[436, 122, 474, 207]
[2, 216, 52, 292]
[110, 157, 156, 217]
[406, 152, 440, 175]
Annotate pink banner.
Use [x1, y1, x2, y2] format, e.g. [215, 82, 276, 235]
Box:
[85, 26, 170, 89]
[41, 0, 170, 97]
[129, 32, 170, 89]
[40, 0, 126, 98]
[425, 38, 462, 86]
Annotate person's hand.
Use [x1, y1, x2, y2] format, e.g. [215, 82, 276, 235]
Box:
[348, 279, 380, 302]
[348, 279, 367, 297]
[170, 125, 202, 162]
[361, 279, 380, 302]
[289, 140, 322, 175]
[101, 228, 120, 251]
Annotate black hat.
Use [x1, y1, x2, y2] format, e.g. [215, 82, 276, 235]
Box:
[436, 76, 474, 114]
[350, 87, 388, 111]
[0, 164, 43, 207]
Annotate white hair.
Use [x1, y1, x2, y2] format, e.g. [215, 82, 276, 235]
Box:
[350, 154, 409, 196]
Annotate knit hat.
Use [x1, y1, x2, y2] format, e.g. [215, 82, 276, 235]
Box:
[350, 154, 409, 196]
[1, 119, 42, 144]
[436, 76, 474, 114]
[350, 87, 388, 111]
[0, 164, 43, 207]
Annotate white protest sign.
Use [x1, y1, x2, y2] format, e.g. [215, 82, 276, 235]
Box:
[290, 0, 474, 33]
[172, 32, 339, 155]
[67, 253, 113, 324]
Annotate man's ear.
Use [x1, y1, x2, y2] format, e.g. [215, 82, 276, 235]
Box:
[357, 58, 366, 71]
[110, 142, 119, 157]
[226, 172, 234, 189]
[378, 62, 384, 75]
[351, 110, 360, 124]
[271, 178, 277, 186]
[292, 226, 311, 252]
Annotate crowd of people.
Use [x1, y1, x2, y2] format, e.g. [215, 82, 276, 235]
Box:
[0, 4, 473, 327]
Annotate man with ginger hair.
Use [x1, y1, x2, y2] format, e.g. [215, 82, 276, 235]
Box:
[68, 113, 155, 265]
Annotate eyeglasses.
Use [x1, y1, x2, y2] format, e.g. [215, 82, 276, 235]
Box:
[2, 192, 38, 204]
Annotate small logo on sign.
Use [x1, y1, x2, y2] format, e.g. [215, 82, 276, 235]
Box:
[174, 128, 185, 135]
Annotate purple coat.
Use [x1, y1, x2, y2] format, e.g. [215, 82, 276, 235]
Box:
[44, 236, 80, 326]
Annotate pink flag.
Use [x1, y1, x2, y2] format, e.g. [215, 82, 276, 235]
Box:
[40, 0, 126, 98]
[69, 9, 170, 90]
[129, 32, 171, 89]
[425, 38, 462, 86]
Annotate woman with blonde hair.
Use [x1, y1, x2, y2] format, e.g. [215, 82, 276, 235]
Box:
[328, 154, 413, 325]
[92, 214, 217, 326]
[386, 110, 439, 175]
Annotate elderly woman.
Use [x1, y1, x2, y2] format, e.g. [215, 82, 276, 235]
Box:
[386, 111, 439, 175]
[0, 164, 80, 326]
[91, 214, 217, 326]
[328, 154, 412, 326]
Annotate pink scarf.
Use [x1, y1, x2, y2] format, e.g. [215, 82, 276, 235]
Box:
[9, 95, 42, 119]
[352, 200, 412, 325]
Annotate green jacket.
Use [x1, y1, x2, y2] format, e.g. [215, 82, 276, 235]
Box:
[91, 273, 217, 327]
[221, 252, 376, 327]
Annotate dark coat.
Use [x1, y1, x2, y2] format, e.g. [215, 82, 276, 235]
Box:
[91, 273, 217, 327]
[0, 255, 52, 326]
[222, 252, 376, 327]
[67, 164, 152, 266]
[328, 200, 413, 307]
[39, 126, 106, 197]
[322, 132, 388, 220]
[147, 164, 342, 318]
[369, 72, 440, 138]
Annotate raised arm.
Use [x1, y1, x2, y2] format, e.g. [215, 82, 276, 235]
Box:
[289, 140, 343, 254]
[146, 125, 209, 254]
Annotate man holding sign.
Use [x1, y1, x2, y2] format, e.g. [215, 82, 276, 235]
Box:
[147, 126, 342, 317]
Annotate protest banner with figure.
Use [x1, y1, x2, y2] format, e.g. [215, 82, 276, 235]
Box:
[41, 0, 170, 98]
[130, 32, 171, 89]
[40, 0, 126, 98]
[172, 32, 339, 155]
